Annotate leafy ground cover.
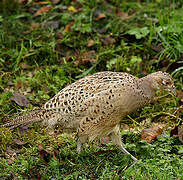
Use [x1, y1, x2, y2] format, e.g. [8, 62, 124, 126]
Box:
[0, 0, 183, 179]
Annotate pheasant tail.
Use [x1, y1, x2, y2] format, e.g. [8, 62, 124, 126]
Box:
[0, 109, 54, 131]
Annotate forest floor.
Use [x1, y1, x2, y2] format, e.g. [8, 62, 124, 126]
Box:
[0, 0, 183, 179]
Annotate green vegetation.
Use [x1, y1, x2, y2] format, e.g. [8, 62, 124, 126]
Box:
[0, 0, 182, 179]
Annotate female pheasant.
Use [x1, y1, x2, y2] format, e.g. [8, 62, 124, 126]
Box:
[0, 71, 176, 161]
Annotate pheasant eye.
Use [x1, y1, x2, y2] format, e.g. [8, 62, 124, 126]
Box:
[162, 80, 170, 86]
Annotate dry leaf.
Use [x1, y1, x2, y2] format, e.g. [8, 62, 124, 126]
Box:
[16, 81, 22, 89]
[18, 0, 28, 4]
[101, 35, 116, 46]
[34, 6, 52, 16]
[95, 13, 106, 21]
[38, 144, 51, 162]
[51, 0, 60, 4]
[68, 6, 77, 13]
[74, 50, 96, 66]
[53, 151, 59, 161]
[116, 10, 136, 20]
[116, 10, 129, 18]
[11, 92, 31, 107]
[177, 106, 183, 112]
[38, 1, 50, 5]
[141, 125, 163, 143]
[30, 22, 40, 31]
[64, 22, 75, 33]
[21, 63, 30, 69]
[87, 40, 94, 47]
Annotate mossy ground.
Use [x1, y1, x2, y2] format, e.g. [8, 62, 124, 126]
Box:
[0, 0, 183, 179]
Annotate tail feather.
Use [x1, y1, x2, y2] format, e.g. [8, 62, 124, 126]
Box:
[0, 109, 55, 131]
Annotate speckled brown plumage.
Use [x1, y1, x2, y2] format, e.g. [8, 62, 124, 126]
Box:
[0, 71, 176, 161]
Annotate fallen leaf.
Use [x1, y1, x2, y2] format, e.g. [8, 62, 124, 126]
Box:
[101, 35, 116, 46]
[53, 151, 59, 161]
[21, 63, 30, 69]
[117, 11, 136, 20]
[74, 50, 96, 66]
[116, 10, 129, 18]
[95, 13, 106, 21]
[68, 6, 78, 13]
[38, 144, 51, 163]
[14, 139, 28, 146]
[34, 6, 52, 16]
[11, 92, 31, 107]
[38, 1, 50, 5]
[18, 0, 28, 4]
[16, 81, 22, 89]
[141, 125, 163, 143]
[51, 0, 60, 4]
[87, 40, 94, 47]
[177, 106, 183, 111]
[64, 22, 75, 33]
[30, 22, 40, 31]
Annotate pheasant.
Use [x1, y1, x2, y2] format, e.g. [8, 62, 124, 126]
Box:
[0, 71, 176, 161]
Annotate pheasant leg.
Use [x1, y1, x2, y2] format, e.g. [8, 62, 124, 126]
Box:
[77, 135, 88, 154]
[110, 126, 138, 161]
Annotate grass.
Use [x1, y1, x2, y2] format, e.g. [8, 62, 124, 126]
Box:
[0, 0, 183, 179]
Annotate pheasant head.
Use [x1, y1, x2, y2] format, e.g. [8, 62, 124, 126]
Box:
[148, 71, 176, 95]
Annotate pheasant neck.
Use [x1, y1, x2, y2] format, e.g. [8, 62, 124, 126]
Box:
[138, 76, 156, 100]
